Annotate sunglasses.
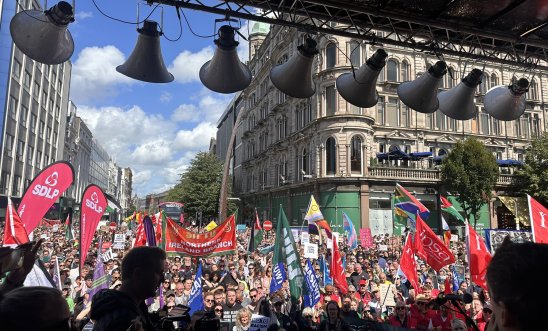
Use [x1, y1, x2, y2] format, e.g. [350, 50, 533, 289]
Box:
[205, 299, 214, 303]
[251, 295, 257, 299]
[215, 309, 224, 313]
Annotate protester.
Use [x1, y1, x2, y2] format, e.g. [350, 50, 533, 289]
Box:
[233, 308, 252, 331]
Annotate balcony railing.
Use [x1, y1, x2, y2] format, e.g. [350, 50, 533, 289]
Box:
[368, 167, 441, 182]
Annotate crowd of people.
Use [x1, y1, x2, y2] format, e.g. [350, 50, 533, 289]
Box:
[1, 217, 547, 331]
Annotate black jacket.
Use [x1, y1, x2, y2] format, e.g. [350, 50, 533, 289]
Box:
[90, 289, 154, 331]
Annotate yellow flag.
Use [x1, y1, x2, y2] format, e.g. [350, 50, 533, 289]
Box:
[205, 220, 218, 231]
[304, 195, 324, 222]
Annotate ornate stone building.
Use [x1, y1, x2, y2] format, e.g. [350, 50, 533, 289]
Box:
[217, 22, 546, 234]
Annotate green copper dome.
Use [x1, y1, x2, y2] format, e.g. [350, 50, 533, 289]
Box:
[250, 22, 270, 35]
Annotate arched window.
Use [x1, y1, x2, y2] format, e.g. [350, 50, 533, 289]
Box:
[326, 137, 337, 175]
[326, 43, 337, 69]
[326, 85, 337, 116]
[349, 40, 361, 67]
[386, 60, 398, 81]
[350, 136, 362, 174]
[478, 73, 488, 94]
[527, 79, 538, 100]
[401, 60, 410, 81]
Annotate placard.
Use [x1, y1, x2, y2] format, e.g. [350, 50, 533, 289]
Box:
[379, 283, 396, 307]
[237, 224, 247, 232]
[303, 243, 319, 259]
[378, 244, 388, 251]
[250, 314, 269, 331]
[53, 224, 59, 232]
[301, 232, 310, 245]
[360, 228, 373, 248]
[450, 234, 459, 242]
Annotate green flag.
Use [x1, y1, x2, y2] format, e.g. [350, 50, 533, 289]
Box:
[392, 194, 407, 235]
[270, 206, 304, 303]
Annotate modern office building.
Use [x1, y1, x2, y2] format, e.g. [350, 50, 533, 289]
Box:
[216, 22, 547, 234]
[89, 138, 110, 192]
[0, 1, 72, 205]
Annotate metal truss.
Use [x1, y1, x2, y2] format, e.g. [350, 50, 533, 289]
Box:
[149, 0, 548, 71]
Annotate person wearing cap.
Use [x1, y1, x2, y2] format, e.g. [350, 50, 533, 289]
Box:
[356, 279, 371, 307]
[272, 295, 296, 331]
[388, 301, 411, 328]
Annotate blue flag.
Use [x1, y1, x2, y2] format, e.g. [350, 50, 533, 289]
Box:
[450, 265, 460, 292]
[343, 212, 358, 250]
[270, 262, 287, 294]
[319, 255, 332, 286]
[188, 263, 204, 315]
[303, 260, 321, 308]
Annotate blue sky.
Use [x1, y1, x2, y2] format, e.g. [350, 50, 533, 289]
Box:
[68, 1, 254, 197]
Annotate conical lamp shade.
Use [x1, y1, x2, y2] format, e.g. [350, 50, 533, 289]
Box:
[484, 78, 529, 121]
[200, 25, 252, 94]
[10, 1, 74, 64]
[336, 49, 388, 107]
[117, 20, 174, 83]
[397, 61, 447, 113]
[270, 38, 318, 98]
[438, 69, 483, 120]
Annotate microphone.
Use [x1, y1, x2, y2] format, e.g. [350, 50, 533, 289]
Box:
[435, 292, 473, 304]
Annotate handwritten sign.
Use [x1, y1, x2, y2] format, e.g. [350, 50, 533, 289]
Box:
[250, 314, 270, 331]
[379, 283, 396, 307]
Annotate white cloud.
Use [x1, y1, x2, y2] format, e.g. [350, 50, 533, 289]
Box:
[173, 122, 217, 150]
[71, 46, 134, 103]
[169, 47, 214, 84]
[171, 104, 199, 122]
[172, 91, 231, 123]
[76, 11, 93, 20]
[160, 91, 173, 103]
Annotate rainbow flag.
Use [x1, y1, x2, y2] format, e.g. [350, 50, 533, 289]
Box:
[394, 183, 430, 229]
[305, 195, 332, 238]
[343, 212, 358, 250]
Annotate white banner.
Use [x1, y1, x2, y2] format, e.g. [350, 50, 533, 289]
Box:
[250, 314, 270, 331]
[301, 232, 310, 245]
[369, 209, 393, 236]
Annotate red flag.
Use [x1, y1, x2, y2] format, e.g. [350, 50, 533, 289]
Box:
[330, 238, 348, 295]
[152, 212, 162, 243]
[3, 198, 30, 246]
[467, 224, 491, 290]
[79, 185, 108, 271]
[254, 210, 262, 230]
[414, 213, 455, 271]
[528, 195, 548, 244]
[400, 233, 420, 293]
[17, 161, 74, 234]
[133, 221, 147, 247]
[444, 277, 452, 294]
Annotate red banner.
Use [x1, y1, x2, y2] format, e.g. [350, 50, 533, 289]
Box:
[400, 233, 420, 294]
[414, 213, 455, 271]
[528, 195, 548, 244]
[467, 224, 491, 290]
[17, 161, 74, 233]
[80, 185, 107, 270]
[331, 238, 348, 295]
[3, 198, 30, 246]
[165, 214, 236, 257]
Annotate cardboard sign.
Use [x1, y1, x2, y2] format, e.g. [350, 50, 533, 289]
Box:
[250, 314, 269, 331]
[379, 283, 396, 307]
[378, 244, 388, 251]
[303, 243, 319, 259]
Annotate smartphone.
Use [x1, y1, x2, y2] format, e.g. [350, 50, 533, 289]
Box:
[0, 242, 34, 275]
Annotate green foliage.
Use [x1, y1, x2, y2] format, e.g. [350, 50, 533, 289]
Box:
[166, 152, 224, 220]
[515, 132, 548, 205]
[441, 138, 499, 228]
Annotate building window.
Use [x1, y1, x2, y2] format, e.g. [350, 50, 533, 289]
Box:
[12, 59, 21, 79]
[386, 97, 398, 126]
[33, 81, 40, 99]
[326, 137, 337, 175]
[326, 43, 337, 69]
[13, 175, 21, 196]
[386, 60, 398, 81]
[436, 111, 447, 131]
[20, 105, 28, 126]
[527, 79, 539, 100]
[9, 96, 18, 119]
[532, 113, 541, 137]
[479, 109, 489, 134]
[5, 134, 14, 156]
[401, 104, 410, 127]
[350, 136, 362, 174]
[46, 127, 52, 141]
[27, 145, 34, 163]
[30, 114, 37, 133]
[376, 98, 385, 125]
[36, 151, 42, 167]
[24, 71, 31, 89]
[0, 172, 10, 194]
[348, 40, 361, 67]
[401, 60, 410, 81]
[326, 85, 336, 116]
[16, 140, 25, 161]
[301, 148, 309, 180]
[39, 120, 45, 135]
[478, 73, 488, 94]
[490, 74, 499, 89]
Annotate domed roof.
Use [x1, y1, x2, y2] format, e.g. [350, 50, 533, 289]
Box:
[250, 22, 270, 35]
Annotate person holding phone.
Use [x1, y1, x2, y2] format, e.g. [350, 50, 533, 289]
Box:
[0, 240, 43, 296]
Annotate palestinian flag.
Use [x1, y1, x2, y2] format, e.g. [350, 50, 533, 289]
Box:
[248, 209, 263, 252]
[65, 214, 74, 241]
[441, 196, 465, 223]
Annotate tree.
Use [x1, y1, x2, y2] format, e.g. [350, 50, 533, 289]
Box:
[441, 138, 499, 228]
[166, 152, 236, 222]
[515, 132, 548, 205]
